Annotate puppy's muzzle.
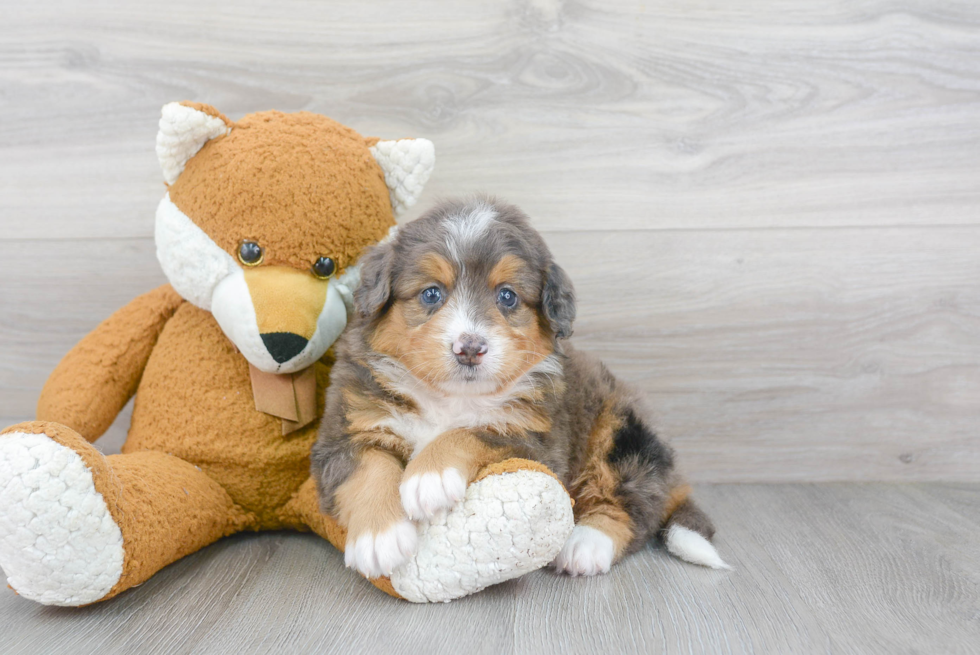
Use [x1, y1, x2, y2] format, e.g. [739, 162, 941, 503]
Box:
[453, 333, 488, 367]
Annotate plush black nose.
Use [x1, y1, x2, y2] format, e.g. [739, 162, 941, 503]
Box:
[453, 334, 489, 367]
[261, 332, 309, 364]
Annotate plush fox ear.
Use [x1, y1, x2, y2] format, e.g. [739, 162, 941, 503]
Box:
[156, 102, 231, 184]
[369, 138, 435, 217]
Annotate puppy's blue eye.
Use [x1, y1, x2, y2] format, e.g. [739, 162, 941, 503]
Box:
[497, 288, 518, 309]
[420, 286, 443, 305]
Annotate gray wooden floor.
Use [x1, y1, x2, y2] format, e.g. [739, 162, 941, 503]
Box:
[0, 483, 977, 655]
[3, 0, 980, 652]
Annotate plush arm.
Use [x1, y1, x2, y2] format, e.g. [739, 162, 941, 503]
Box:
[36, 284, 184, 442]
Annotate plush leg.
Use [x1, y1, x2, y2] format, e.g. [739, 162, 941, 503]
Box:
[0, 421, 250, 606]
[293, 459, 575, 603]
[391, 458, 574, 603]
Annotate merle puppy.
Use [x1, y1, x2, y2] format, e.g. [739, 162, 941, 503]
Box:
[312, 198, 728, 578]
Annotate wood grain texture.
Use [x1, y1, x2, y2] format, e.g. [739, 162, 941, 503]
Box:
[1, 483, 978, 654]
[564, 226, 980, 482]
[0, 533, 282, 655]
[2, 0, 980, 238]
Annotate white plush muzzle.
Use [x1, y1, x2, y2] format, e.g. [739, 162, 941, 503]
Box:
[155, 194, 357, 374]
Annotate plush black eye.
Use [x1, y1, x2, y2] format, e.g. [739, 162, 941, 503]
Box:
[497, 287, 519, 309]
[420, 286, 443, 306]
[312, 256, 336, 279]
[238, 240, 263, 266]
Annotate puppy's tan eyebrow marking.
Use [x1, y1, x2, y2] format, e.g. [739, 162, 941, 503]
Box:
[489, 254, 526, 289]
[418, 253, 455, 288]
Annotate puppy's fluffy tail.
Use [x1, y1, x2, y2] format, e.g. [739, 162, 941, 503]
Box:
[661, 488, 730, 570]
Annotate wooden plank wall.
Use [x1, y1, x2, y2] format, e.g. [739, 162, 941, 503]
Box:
[1, 0, 978, 482]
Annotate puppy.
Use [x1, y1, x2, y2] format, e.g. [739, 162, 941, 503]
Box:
[312, 197, 728, 578]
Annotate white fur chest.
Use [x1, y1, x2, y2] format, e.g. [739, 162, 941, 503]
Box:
[381, 387, 516, 458]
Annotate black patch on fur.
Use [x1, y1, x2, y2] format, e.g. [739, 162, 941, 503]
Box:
[609, 410, 673, 471]
[607, 410, 681, 551]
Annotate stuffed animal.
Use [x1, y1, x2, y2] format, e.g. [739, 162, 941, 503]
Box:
[0, 102, 573, 606]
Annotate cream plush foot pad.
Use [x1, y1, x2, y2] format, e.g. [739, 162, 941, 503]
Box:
[0, 432, 124, 606]
[390, 469, 574, 603]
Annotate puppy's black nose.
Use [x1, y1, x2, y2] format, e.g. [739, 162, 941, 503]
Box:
[261, 332, 309, 363]
[453, 334, 488, 366]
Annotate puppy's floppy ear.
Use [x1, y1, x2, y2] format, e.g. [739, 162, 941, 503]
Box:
[542, 261, 576, 339]
[354, 241, 396, 319]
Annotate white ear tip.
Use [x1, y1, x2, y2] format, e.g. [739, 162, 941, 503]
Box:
[156, 102, 230, 185]
[370, 138, 435, 218]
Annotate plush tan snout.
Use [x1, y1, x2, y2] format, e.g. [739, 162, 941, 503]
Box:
[243, 266, 328, 363]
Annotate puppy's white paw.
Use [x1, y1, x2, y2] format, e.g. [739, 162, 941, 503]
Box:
[400, 468, 467, 520]
[553, 525, 615, 577]
[344, 520, 418, 578]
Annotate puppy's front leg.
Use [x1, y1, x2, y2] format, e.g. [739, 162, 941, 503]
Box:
[335, 448, 417, 578]
[400, 429, 504, 520]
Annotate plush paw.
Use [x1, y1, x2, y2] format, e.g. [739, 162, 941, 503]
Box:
[344, 520, 418, 578]
[391, 464, 575, 603]
[400, 468, 467, 520]
[553, 525, 615, 576]
[0, 429, 125, 606]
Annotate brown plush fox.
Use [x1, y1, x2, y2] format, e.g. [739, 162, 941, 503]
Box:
[0, 102, 574, 606]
